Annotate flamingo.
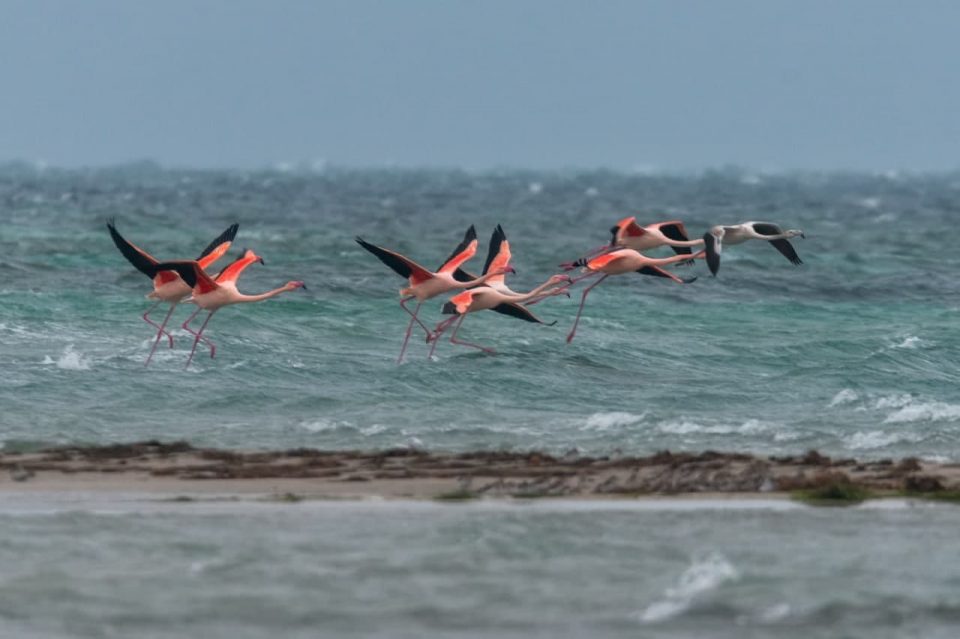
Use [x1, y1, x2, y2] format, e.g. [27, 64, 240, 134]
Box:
[565, 248, 704, 343]
[430, 274, 573, 355]
[355, 226, 514, 363]
[152, 249, 305, 368]
[702, 222, 805, 276]
[561, 217, 702, 270]
[427, 225, 571, 355]
[106, 220, 239, 366]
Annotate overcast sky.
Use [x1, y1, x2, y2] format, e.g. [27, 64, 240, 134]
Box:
[1, 0, 958, 171]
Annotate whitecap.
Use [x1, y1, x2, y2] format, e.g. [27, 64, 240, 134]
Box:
[857, 197, 881, 210]
[582, 412, 645, 431]
[527, 182, 543, 194]
[657, 418, 770, 436]
[874, 394, 913, 409]
[893, 336, 925, 349]
[828, 389, 859, 407]
[47, 345, 91, 371]
[298, 419, 351, 433]
[883, 402, 960, 424]
[637, 552, 738, 624]
[845, 430, 918, 450]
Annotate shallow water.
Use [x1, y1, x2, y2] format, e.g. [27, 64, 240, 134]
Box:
[3, 165, 960, 459]
[1, 497, 959, 639]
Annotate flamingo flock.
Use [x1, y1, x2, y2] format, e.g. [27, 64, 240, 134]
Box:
[109, 215, 804, 366]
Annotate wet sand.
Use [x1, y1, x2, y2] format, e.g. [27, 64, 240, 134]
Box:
[0, 441, 957, 502]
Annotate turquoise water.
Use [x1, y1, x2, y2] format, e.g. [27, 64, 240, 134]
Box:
[3, 165, 959, 458]
[2, 496, 960, 639]
[4, 165, 960, 638]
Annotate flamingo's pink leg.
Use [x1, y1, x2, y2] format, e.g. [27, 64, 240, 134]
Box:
[449, 315, 495, 354]
[183, 310, 217, 369]
[142, 301, 175, 348]
[559, 244, 611, 271]
[397, 300, 422, 364]
[566, 274, 607, 344]
[427, 316, 459, 359]
[400, 297, 432, 339]
[144, 302, 178, 367]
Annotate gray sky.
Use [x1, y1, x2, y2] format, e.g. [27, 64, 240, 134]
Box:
[1, 0, 958, 171]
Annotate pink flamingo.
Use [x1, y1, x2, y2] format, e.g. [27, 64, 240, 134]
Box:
[561, 217, 702, 270]
[107, 220, 238, 366]
[428, 224, 569, 349]
[430, 274, 572, 355]
[153, 249, 305, 368]
[355, 226, 514, 363]
[565, 248, 704, 343]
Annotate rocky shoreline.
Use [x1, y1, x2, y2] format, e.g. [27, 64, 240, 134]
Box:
[0, 441, 957, 503]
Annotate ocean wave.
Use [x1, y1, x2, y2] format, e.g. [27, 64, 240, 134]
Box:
[883, 401, 960, 424]
[581, 412, 646, 431]
[656, 418, 770, 436]
[844, 430, 921, 450]
[829, 389, 859, 407]
[637, 552, 738, 624]
[43, 345, 91, 371]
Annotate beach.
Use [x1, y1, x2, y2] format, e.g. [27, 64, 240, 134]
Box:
[2, 441, 956, 504]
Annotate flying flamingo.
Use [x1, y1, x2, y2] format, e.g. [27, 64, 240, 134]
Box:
[427, 224, 569, 349]
[430, 274, 572, 356]
[561, 217, 702, 270]
[564, 248, 704, 343]
[702, 222, 805, 276]
[355, 226, 514, 363]
[107, 220, 239, 366]
[152, 249, 305, 368]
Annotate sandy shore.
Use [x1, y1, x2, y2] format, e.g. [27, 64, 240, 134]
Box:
[0, 441, 957, 502]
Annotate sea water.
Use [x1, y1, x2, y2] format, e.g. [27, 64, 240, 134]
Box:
[2, 165, 960, 637]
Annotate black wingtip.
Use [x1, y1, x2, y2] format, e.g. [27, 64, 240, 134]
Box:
[464, 225, 477, 242]
[441, 302, 458, 315]
[703, 232, 721, 276]
[682, 276, 698, 284]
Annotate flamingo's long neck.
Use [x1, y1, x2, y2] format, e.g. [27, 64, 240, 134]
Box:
[640, 251, 705, 267]
[454, 270, 507, 289]
[234, 286, 292, 304]
[501, 277, 567, 304]
[665, 238, 705, 247]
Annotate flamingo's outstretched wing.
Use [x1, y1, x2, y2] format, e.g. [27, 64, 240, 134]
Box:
[356, 237, 434, 285]
[437, 225, 478, 274]
[636, 265, 697, 284]
[491, 302, 555, 325]
[586, 250, 630, 271]
[481, 224, 512, 288]
[215, 249, 264, 283]
[107, 220, 160, 278]
[656, 220, 694, 257]
[196, 223, 240, 268]
[703, 232, 722, 276]
[768, 239, 803, 266]
[611, 216, 645, 245]
[153, 260, 219, 295]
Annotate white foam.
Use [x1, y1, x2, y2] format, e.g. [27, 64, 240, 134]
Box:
[527, 182, 543, 194]
[845, 430, 919, 450]
[46, 345, 91, 371]
[637, 552, 738, 623]
[893, 336, 925, 349]
[298, 419, 350, 433]
[874, 394, 913, 409]
[829, 389, 859, 407]
[582, 412, 646, 431]
[657, 418, 769, 436]
[857, 197, 882, 210]
[584, 187, 599, 197]
[884, 401, 960, 424]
